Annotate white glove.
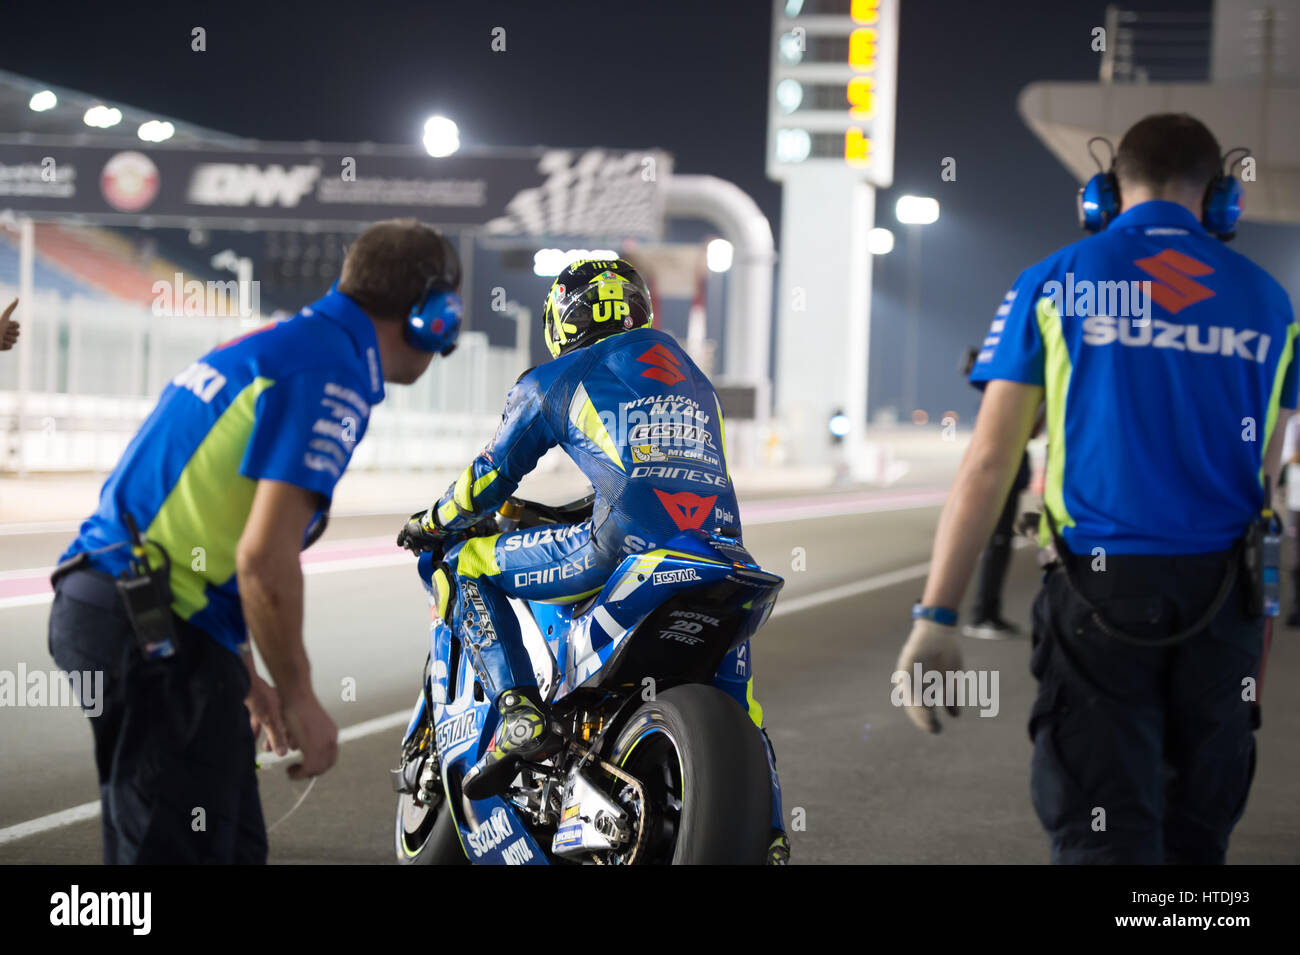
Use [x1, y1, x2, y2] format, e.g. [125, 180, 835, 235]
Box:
[893, 618, 964, 734]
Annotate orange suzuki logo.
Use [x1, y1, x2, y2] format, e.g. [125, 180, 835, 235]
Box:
[1133, 249, 1216, 315]
[638, 344, 686, 386]
[654, 489, 717, 531]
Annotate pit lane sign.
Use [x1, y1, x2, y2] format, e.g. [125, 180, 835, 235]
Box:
[0, 138, 670, 238]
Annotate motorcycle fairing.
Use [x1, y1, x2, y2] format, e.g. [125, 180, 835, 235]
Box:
[406, 529, 783, 864]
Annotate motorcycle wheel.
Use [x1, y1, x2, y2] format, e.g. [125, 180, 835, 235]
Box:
[394, 679, 467, 866]
[609, 684, 770, 865]
[395, 798, 468, 865]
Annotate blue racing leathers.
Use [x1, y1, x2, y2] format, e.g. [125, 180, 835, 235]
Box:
[427, 328, 783, 834]
[434, 328, 738, 586]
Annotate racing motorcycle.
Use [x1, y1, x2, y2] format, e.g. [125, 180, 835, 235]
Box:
[390, 492, 783, 865]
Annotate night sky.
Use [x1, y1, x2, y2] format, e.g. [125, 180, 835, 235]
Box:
[3, 0, 1295, 420]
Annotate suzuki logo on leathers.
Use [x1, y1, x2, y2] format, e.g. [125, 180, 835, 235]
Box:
[654, 489, 717, 530]
[638, 344, 686, 386]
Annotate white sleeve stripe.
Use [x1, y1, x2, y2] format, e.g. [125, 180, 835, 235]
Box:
[303, 454, 342, 478]
[324, 382, 370, 418]
[320, 397, 358, 421]
[309, 437, 349, 465]
[311, 418, 356, 450]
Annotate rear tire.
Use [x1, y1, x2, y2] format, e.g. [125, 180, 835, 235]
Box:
[609, 684, 770, 865]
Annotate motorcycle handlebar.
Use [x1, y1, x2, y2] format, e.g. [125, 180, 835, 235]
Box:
[497, 490, 596, 529]
[425, 491, 595, 552]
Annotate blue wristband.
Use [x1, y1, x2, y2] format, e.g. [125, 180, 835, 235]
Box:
[912, 603, 958, 626]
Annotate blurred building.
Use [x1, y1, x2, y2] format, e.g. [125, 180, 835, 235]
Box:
[1020, 0, 1300, 225]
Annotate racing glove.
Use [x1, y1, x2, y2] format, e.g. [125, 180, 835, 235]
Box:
[396, 506, 451, 555]
[894, 618, 964, 734]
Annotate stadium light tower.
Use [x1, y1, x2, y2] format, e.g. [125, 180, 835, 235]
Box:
[83, 105, 122, 128]
[895, 195, 939, 416]
[706, 238, 735, 273]
[768, 0, 900, 476]
[138, 120, 175, 143]
[866, 227, 894, 255]
[895, 195, 939, 225]
[422, 115, 460, 157]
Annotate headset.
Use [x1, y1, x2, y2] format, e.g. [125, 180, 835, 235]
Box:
[404, 232, 463, 355]
[1077, 137, 1249, 241]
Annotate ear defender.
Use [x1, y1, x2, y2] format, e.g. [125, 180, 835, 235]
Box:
[405, 233, 464, 356]
[1079, 138, 1250, 242]
[1202, 147, 1249, 242]
[1078, 137, 1119, 233]
[405, 277, 462, 356]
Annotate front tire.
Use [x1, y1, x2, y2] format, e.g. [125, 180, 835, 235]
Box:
[395, 798, 468, 865]
[609, 684, 770, 864]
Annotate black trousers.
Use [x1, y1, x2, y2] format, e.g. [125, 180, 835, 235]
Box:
[47, 570, 267, 864]
[1028, 549, 1263, 864]
[971, 453, 1031, 622]
[1288, 508, 1300, 609]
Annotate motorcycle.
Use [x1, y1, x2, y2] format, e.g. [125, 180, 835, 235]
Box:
[390, 492, 783, 865]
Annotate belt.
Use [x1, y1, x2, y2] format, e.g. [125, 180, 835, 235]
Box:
[1044, 509, 1242, 648]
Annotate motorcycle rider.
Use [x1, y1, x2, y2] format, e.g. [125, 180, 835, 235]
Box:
[398, 257, 789, 862]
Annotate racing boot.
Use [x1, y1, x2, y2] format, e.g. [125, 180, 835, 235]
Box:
[462, 689, 563, 800]
[767, 831, 791, 865]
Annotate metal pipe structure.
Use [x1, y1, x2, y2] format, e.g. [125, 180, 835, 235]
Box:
[662, 174, 776, 441]
[15, 217, 34, 477]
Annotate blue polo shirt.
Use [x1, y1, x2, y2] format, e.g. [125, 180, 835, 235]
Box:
[972, 200, 1298, 555]
[61, 289, 385, 653]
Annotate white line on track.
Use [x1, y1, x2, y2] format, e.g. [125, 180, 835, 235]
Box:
[0, 488, 947, 611]
[0, 802, 102, 846]
[0, 520, 86, 538]
[771, 561, 930, 617]
[0, 561, 931, 847]
[743, 490, 947, 526]
[0, 488, 947, 539]
[0, 710, 415, 847]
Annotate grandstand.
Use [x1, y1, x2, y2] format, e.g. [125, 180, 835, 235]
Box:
[0, 223, 201, 307]
[0, 68, 527, 475]
[0, 68, 671, 477]
[0, 230, 102, 300]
